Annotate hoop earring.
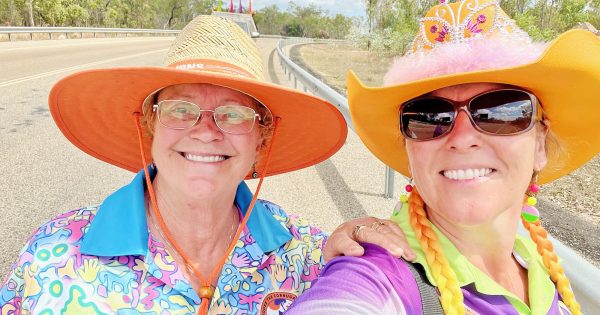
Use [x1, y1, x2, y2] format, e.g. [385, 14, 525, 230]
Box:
[522, 171, 540, 223]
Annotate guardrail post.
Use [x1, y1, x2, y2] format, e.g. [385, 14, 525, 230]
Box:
[384, 166, 395, 198]
[293, 77, 297, 89]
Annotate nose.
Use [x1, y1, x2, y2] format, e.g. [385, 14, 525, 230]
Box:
[188, 113, 224, 142]
[444, 110, 481, 151]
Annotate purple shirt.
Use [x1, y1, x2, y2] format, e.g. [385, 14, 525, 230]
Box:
[287, 243, 572, 315]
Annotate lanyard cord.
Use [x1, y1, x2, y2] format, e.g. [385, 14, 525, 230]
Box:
[133, 113, 280, 315]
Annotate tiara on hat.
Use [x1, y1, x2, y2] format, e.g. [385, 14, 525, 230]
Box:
[410, 0, 531, 53]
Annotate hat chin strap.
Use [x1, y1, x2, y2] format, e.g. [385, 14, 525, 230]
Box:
[133, 112, 281, 315]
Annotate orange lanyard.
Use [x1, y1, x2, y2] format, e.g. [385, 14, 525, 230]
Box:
[134, 113, 280, 314]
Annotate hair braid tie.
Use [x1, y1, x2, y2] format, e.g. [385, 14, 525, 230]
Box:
[408, 188, 465, 315]
[522, 218, 582, 315]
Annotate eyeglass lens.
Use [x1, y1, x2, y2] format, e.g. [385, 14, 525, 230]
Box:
[401, 90, 534, 140]
[157, 100, 257, 134]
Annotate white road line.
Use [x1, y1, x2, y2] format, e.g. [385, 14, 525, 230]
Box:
[0, 37, 174, 53]
[0, 48, 168, 88]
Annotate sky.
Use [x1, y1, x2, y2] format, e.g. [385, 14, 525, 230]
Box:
[249, 0, 367, 17]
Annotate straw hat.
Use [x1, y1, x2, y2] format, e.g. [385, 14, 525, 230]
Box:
[348, 0, 600, 184]
[49, 15, 347, 178]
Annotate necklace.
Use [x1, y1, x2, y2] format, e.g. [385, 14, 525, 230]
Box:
[145, 198, 239, 296]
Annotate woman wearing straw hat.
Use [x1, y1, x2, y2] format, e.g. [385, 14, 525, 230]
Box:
[0, 16, 412, 315]
[288, 0, 600, 314]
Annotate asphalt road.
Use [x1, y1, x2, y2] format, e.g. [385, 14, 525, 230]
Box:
[0, 38, 175, 276]
[0, 37, 405, 278]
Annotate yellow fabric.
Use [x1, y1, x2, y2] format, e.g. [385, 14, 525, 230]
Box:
[348, 29, 600, 185]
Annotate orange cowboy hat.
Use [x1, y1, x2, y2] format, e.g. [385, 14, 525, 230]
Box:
[49, 15, 347, 178]
[348, 0, 600, 184]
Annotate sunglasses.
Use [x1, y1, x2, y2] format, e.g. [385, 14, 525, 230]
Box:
[400, 88, 540, 141]
[153, 100, 265, 134]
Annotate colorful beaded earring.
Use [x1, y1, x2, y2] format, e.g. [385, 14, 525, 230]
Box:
[393, 179, 413, 217]
[400, 181, 413, 204]
[521, 172, 540, 223]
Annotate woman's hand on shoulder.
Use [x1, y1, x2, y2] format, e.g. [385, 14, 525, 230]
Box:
[323, 217, 415, 262]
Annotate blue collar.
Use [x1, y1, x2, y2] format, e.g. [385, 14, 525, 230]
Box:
[80, 167, 292, 256]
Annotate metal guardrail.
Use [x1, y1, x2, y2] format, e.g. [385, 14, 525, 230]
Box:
[276, 38, 396, 198]
[277, 38, 600, 313]
[0, 26, 180, 41]
[276, 38, 351, 126]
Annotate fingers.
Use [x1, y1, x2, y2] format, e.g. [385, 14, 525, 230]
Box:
[355, 221, 416, 261]
[323, 222, 367, 262]
[324, 217, 416, 263]
[379, 219, 416, 261]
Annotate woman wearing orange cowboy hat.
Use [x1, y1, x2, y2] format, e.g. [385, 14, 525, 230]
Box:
[288, 0, 600, 314]
[0, 16, 413, 315]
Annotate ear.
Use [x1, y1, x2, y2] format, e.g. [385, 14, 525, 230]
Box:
[255, 134, 263, 154]
[533, 120, 549, 171]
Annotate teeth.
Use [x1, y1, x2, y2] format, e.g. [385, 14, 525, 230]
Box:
[184, 153, 226, 162]
[443, 168, 492, 180]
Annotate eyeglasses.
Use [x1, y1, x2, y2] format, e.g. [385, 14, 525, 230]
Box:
[153, 100, 263, 134]
[400, 88, 540, 141]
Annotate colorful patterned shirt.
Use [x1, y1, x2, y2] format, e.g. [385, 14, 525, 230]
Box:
[0, 169, 328, 315]
[287, 202, 572, 315]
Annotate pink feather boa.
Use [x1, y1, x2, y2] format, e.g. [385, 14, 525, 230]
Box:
[383, 37, 548, 86]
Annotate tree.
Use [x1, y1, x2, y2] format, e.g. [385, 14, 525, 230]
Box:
[557, 0, 590, 32]
[253, 3, 352, 39]
[500, 0, 532, 17]
[290, 3, 324, 37]
[0, 0, 27, 26]
[66, 3, 89, 26]
[34, 0, 68, 26]
[26, 0, 33, 25]
[590, 0, 600, 27]
[327, 14, 353, 39]
[282, 20, 303, 36]
[253, 5, 293, 35]
[192, 0, 216, 16]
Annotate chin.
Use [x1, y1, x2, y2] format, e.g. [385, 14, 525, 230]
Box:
[185, 173, 245, 195]
[185, 177, 221, 191]
[433, 197, 501, 226]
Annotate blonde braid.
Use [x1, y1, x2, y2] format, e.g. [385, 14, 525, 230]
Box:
[521, 218, 582, 315]
[408, 188, 465, 315]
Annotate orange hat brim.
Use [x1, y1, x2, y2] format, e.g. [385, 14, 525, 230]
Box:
[49, 67, 348, 178]
[349, 30, 600, 184]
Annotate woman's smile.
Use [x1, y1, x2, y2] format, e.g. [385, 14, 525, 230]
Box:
[441, 167, 495, 180]
[181, 152, 229, 163]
